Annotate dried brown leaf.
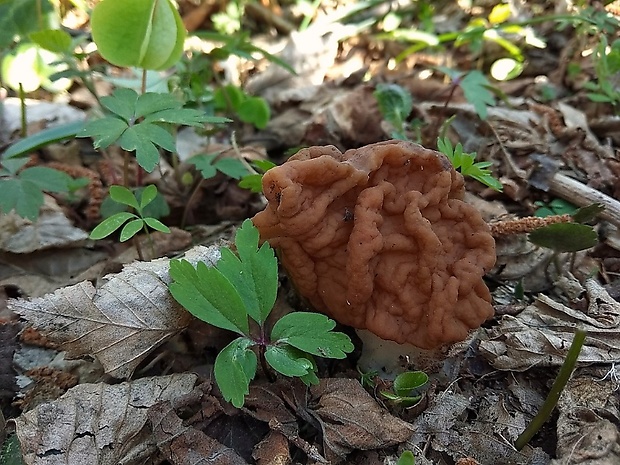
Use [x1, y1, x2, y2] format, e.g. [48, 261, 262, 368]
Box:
[10, 246, 220, 379]
[148, 398, 248, 465]
[309, 379, 414, 462]
[15, 373, 198, 465]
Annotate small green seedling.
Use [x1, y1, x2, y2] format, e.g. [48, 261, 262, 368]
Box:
[79, 87, 230, 172]
[374, 83, 413, 140]
[90, 185, 170, 241]
[436, 137, 503, 191]
[534, 198, 577, 217]
[168, 220, 354, 408]
[396, 450, 415, 465]
[214, 84, 271, 129]
[380, 370, 429, 408]
[0, 157, 74, 220]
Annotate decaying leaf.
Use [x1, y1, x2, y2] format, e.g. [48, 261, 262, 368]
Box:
[0, 197, 88, 253]
[309, 378, 414, 462]
[148, 398, 248, 465]
[407, 389, 549, 464]
[552, 376, 620, 465]
[14, 373, 198, 465]
[479, 290, 620, 371]
[10, 246, 220, 379]
[243, 378, 413, 464]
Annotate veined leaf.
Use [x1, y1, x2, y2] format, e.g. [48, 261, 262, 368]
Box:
[168, 259, 248, 334]
[265, 344, 314, 378]
[214, 337, 257, 408]
[271, 312, 353, 359]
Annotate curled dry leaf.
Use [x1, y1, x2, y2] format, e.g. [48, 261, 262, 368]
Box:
[244, 378, 413, 464]
[309, 378, 414, 462]
[10, 246, 220, 379]
[148, 398, 248, 465]
[14, 373, 198, 465]
[479, 291, 620, 371]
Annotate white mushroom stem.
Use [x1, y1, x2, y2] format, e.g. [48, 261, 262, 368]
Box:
[356, 329, 447, 378]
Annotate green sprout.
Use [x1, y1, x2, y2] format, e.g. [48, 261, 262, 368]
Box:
[168, 220, 354, 408]
[436, 137, 503, 191]
[90, 185, 170, 242]
[380, 370, 429, 408]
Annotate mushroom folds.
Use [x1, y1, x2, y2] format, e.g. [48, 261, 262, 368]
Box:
[252, 140, 496, 349]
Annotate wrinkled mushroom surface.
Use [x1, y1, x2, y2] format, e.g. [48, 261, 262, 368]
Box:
[253, 140, 496, 349]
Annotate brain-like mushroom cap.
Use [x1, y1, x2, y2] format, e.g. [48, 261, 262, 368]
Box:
[253, 140, 496, 349]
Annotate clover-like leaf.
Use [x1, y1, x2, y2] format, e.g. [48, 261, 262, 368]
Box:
[393, 370, 429, 397]
[214, 337, 257, 408]
[270, 312, 354, 359]
[265, 344, 315, 378]
[109, 185, 139, 209]
[89, 211, 137, 240]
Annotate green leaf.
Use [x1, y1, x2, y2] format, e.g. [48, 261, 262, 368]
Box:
[393, 371, 429, 397]
[119, 126, 161, 172]
[120, 218, 144, 241]
[1, 157, 30, 174]
[2, 121, 84, 159]
[143, 108, 231, 126]
[572, 203, 605, 224]
[139, 184, 158, 209]
[528, 223, 598, 252]
[19, 166, 72, 192]
[214, 158, 250, 180]
[270, 312, 354, 359]
[374, 83, 412, 127]
[233, 219, 278, 323]
[89, 211, 136, 239]
[459, 70, 495, 120]
[265, 344, 315, 377]
[135, 92, 182, 118]
[237, 97, 271, 129]
[143, 217, 170, 233]
[29, 29, 72, 53]
[189, 154, 218, 179]
[214, 337, 257, 408]
[168, 259, 249, 334]
[0, 178, 43, 220]
[238, 174, 264, 193]
[397, 450, 415, 465]
[91, 0, 186, 70]
[109, 185, 140, 209]
[101, 88, 139, 121]
[214, 84, 245, 111]
[80, 117, 128, 149]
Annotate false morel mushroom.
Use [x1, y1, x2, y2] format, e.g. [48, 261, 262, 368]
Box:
[252, 140, 496, 349]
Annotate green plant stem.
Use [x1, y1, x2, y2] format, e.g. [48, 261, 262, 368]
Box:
[299, 0, 322, 31]
[514, 328, 587, 451]
[143, 224, 155, 258]
[19, 83, 27, 138]
[141, 68, 147, 95]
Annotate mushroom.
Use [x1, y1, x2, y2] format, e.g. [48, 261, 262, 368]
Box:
[253, 140, 496, 350]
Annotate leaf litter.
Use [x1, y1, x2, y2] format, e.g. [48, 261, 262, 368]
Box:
[3, 2, 620, 464]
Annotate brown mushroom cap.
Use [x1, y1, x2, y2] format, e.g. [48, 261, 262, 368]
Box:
[253, 140, 496, 349]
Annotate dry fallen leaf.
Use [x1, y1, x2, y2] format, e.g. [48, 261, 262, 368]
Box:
[15, 373, 198, 465]
[309, 378, 414, 462]
[148, 397, 248, 465]
[479, 291, 620, 371]
[10, 246, 220, 379]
